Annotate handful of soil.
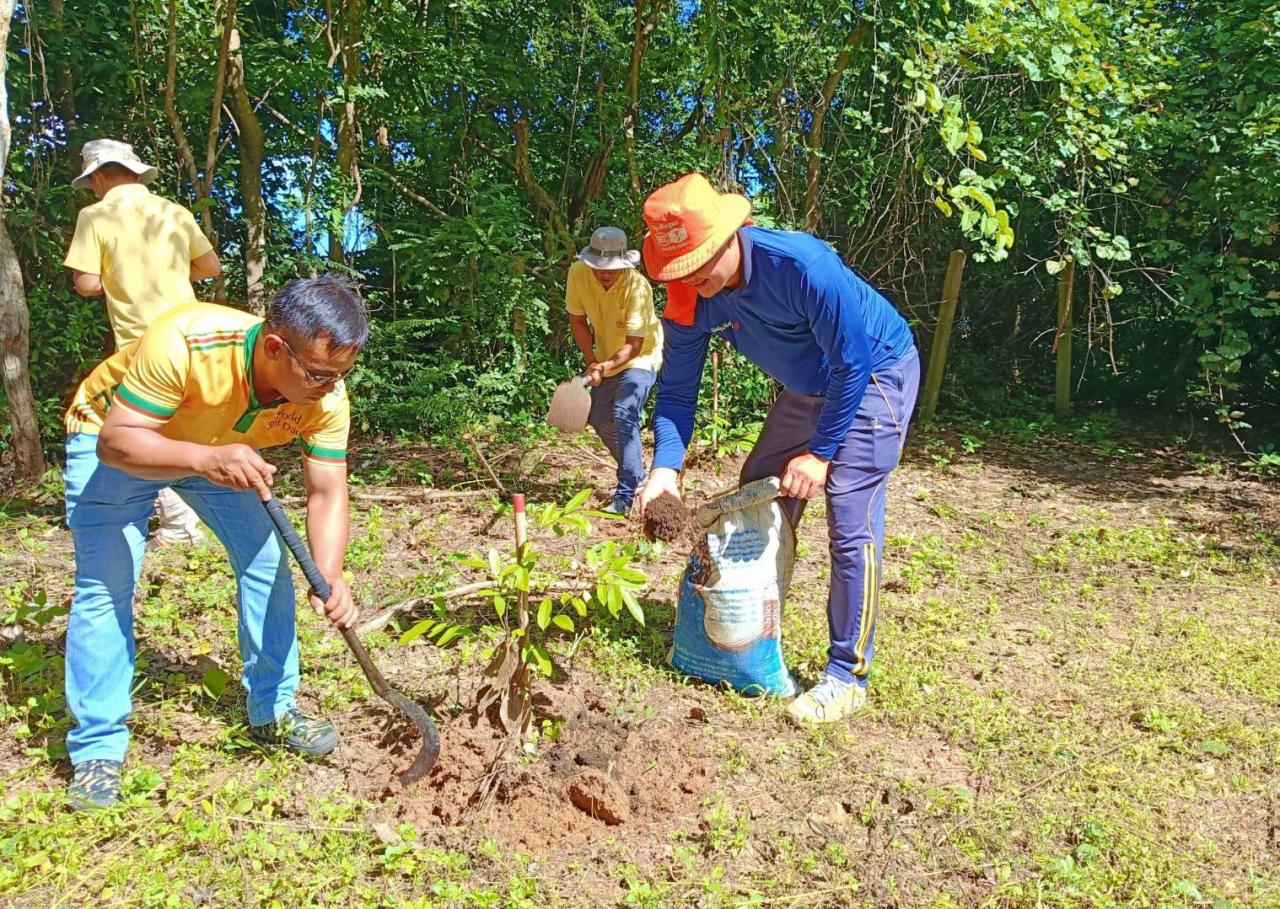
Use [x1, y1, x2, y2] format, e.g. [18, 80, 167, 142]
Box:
[643, 491, 693, 543]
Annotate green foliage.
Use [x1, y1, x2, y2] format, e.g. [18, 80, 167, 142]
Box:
[1, 584, 66, 630]
[1142, 0, 1280, 410]
[0, 584, 68, 761]
[3, 0, 1277, 464]
[1243, 443, 1280, 477]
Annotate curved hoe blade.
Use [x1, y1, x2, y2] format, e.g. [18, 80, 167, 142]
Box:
[382, 689, 441, 786]
[261, 495, 442, 786]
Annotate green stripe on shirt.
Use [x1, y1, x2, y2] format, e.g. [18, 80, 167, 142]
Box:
[187, 339, 246, 352]
[301, 441, 346, 461]
[116, 384, 178, 418]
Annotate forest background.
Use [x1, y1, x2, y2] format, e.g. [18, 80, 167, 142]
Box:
[0, 0, 1276, 476]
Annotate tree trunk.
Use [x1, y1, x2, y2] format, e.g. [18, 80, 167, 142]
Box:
[0, 0, 46, 481]
[330, 0, 366, 264]
[50, 0, 76, 141]
[621, 0, 666, 200]
[802, 21, 868, 232]
[226, 24, 268, 313]
[164, 0, 230, 299]
[0, 223, 43, 482]
[511, 118, 576, 258]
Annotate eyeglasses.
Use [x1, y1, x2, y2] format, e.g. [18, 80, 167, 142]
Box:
[279, 337, 354, 387]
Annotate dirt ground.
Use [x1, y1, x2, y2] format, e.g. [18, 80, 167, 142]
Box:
[2, 425, 1278, 906]
[337, 677, 715, 852]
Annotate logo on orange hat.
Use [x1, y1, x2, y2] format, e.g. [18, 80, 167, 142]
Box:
[653, 220, 690, 252]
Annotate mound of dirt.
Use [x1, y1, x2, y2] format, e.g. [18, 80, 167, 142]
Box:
[566, 768, 630, 825]
[643, 491, 693, 543]
[341, 683, 715, 852]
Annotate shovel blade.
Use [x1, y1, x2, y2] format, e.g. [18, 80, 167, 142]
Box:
[546, 377, 591, 434]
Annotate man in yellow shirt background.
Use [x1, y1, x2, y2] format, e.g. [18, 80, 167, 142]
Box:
[61, 276, 366, 811]
[63, 138, 223, 545]
[566, 226, 664, 514]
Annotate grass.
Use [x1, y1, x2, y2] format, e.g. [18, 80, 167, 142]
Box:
[1, 429, 1278, 907]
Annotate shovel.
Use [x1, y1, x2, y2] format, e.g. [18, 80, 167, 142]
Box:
[546, 374, 592, 434]
[262, 495, 441, 786]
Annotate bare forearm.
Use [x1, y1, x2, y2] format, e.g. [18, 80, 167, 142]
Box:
[570, 320, 597, 365]
[598, 338, 642, 373]
[306, 486, 349, 579]
[97, 426, 207, 480]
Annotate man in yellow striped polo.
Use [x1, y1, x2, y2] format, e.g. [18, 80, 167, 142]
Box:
[62, 276, 366, 810]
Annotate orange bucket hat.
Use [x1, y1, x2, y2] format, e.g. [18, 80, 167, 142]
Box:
[641, 173, 752, 284]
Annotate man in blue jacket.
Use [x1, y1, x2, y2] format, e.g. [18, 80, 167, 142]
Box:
[637, 173, 920, 724]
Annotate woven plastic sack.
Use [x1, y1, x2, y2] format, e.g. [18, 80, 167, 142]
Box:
[669, 477, 797, 696]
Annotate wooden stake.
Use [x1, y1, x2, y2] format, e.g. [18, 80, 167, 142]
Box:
[919, 250, 967, 426]
[1054, 260, 1076, 421]
[512, 493, 528, 632]
[711, 349, 720, 450]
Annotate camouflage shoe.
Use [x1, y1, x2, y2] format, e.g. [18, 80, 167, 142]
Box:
[249, 707, 338, 758]
[67, 759, 123, 811]
[601, 496, 633, 516]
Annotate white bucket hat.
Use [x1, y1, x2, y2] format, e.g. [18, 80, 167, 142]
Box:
[577, 225, 641, 271]
[72, 139, 158, 189]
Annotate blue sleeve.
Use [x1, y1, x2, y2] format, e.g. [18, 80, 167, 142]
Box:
[796, 257, 873, 459]
[651, 319, 710, 472]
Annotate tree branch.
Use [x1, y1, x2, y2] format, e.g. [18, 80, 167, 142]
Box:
[803, 19, 870, 231]
[203, 0, 235, 197]
[622, 0, 666, 198]
[511, 117, 571, 246]
[164, 0, 203, 205]
[371, 166, 450, 219]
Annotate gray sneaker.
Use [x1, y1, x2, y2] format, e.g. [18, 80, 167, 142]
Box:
[67, 759, 123, 811]
[249, 707, 338, 758]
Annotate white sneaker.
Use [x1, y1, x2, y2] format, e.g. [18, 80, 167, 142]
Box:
[786, 674, 867, 724]
[152, 528, 206, 547]
[153, 488, 205, 546]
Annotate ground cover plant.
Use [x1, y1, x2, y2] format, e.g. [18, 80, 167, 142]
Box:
[2, 425, 1277, 907]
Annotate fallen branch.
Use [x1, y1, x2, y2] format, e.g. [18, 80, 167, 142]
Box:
[464, 434, 508, 496]
[227, 815, 369, 834]
[280, 487, 491, 506]
[356, 580, 492, 634]
[357, 579, 585, 635]
[0, 551, 74, 572]
[573, 445, 614, 469]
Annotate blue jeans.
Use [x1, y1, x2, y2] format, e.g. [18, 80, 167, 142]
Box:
[740, 348, 921, 686]
[587, 368, 657, 504]
[63, 433, 299, 765]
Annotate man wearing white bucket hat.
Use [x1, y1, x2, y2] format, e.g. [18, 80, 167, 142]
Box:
[566, 225, 664, 514]
[64, 138, 223, 545]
